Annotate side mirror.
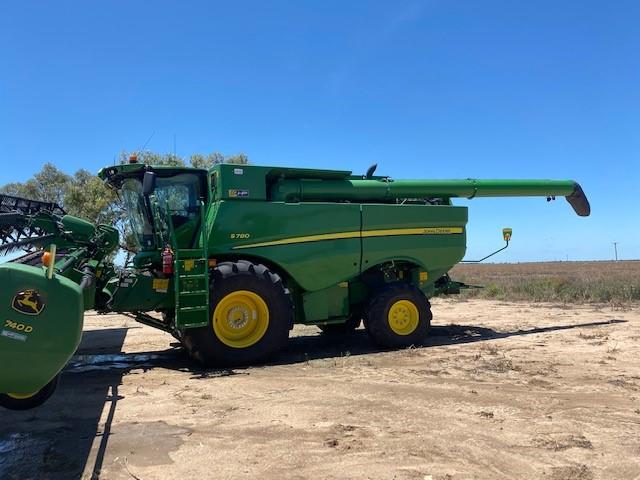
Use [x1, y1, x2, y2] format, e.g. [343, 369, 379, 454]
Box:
[502, 227, 512, 242]
[142, 171, 156, 196]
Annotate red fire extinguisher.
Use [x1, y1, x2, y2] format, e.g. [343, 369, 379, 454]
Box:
[162, 246, 174, 275]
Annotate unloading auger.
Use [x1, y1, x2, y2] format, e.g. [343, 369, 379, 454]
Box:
[0, 160, 590, 409]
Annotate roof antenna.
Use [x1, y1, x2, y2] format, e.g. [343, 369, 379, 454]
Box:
[365, 163, 377, 179]
[140, 130, 156, 153]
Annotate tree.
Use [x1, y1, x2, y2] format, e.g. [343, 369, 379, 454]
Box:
[1, 163, 71, 206]
[225, 153, 249, 165]
[189, 152, 224, 168]
[118, 150, 249, 169]
[0, 163, 115, 226]
[117, 151, 185, 167]
[64, 169, 118, 225]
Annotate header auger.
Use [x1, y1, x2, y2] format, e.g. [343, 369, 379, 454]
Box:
[0, 161, 590, 409]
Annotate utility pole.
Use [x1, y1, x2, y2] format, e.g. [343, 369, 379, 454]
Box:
[613, 242, 619, 261]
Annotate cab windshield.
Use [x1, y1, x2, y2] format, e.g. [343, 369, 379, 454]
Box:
[121, 178, 154, 249]
[120, 173, 204, 250]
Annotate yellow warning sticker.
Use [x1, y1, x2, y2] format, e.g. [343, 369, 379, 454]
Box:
[152, 278, 170, 293]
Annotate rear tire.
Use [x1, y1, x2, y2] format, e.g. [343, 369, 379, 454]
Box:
[363, 283, 432, 348]
[182, 261, 291, 366]
[0, 374, 60, 411]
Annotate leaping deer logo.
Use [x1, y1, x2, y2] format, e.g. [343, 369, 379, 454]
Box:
[12, 289, 45, 315]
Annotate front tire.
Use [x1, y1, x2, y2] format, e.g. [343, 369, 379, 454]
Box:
[182, 261, 291, 366]
[363, 283, 432, 348]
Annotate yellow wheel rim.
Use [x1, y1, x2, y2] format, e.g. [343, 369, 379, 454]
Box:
[6, 392, 37, 400]
[213, 290, 269, 348]
[387, 300, 419, 335]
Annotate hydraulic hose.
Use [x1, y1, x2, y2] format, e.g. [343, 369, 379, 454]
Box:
[79, 266, 96, 290]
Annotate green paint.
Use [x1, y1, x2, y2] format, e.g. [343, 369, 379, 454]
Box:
[0, 263, 83, 393]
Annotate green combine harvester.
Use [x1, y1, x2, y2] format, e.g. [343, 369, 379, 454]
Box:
[0, 159, 590, 409]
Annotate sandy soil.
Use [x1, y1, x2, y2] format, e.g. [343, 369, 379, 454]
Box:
[1, 299, 639, 480]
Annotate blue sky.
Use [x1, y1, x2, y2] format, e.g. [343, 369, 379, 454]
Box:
[1, 1, 638, 261]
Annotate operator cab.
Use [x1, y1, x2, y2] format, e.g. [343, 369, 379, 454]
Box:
[98, 163, 209, 251]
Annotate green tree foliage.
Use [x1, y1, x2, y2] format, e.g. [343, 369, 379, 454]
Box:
[117, 150, 249, 169]
[224, 153, 249, 165]
[189, 152, 224, 168]
[64, 169, 119, 225]
[117, 151, 185, 167]
[1, 163, 71, 206]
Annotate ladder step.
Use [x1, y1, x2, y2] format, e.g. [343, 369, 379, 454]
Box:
[179, 321, 209, 328]
[179, 290, 209, 296]
[178, 306, 208, 313]
[173, 224, 209, 329]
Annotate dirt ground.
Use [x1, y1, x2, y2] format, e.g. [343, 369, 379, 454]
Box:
[1, 299, 639, 480]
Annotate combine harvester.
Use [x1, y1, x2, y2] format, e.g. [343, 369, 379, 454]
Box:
[0, 159, 590, 409]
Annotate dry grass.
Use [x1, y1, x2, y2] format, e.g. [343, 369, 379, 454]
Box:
[450, 260, 640, 305]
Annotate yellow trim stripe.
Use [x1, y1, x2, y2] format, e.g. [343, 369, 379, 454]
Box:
[362, 227, 463, 237]
[232, 226, 463, 250]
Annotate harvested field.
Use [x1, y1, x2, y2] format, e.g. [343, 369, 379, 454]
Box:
[1, 299, 639, 479]
[451, 260, 640, 304]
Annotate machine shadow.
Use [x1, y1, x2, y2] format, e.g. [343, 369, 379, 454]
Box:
[64, 319, 628, 375]
[0, 327, 129, 480]
[0, 319, 625, 480]
[67, 319, 628, 377]
[272, 318, 627, 365]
